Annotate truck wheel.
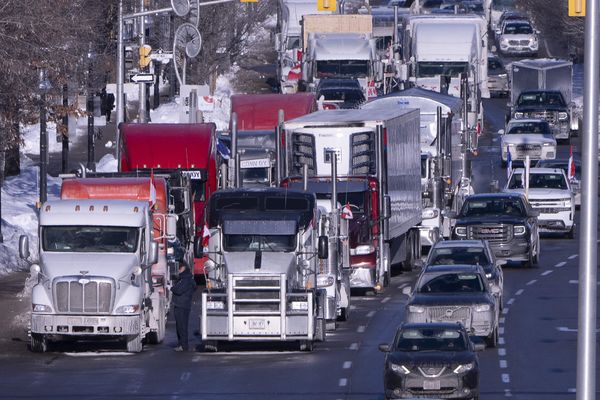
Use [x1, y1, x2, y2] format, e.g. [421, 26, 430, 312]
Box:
[147, 305, 166, 344]
[338, 307, 349, 322]
[485, 327, 498, 348]
[315, 318, 326, 342]
[30, 333, 48, 353]
[126, 333, 143, 353]
[299, 340, 314, 352]
[202, 340, 219, 352]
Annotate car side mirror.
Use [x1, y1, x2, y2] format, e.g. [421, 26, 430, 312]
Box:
[318, 236, 329, 260]
[378, 343, 391, 353]
[402, 286, 413, 296]
[148, 241, 159, 265]
[19, 235, 30, 260]
[495, 29, 501, 35]
[498, 129, 505, 135]
[495, 259, 507, 267]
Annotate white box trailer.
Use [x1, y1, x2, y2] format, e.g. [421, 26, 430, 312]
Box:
[509, 59, 573, 106]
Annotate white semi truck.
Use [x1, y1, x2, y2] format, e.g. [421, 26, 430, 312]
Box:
[400, 14, 489, 134]
[20, 199, 176, 353]
[200, 188, 328, 351]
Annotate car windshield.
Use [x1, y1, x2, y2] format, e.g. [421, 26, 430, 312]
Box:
[508, 173, 568, 189]
[506, 121, 551, 134]
[417, 62, 469, 78]
[395, 328, 467, 352]
[488, 59, 504, 72]
[429, 247, 490, 267]
[461, 198, 525, 217]
[316, 60, 369, 78]
[504, 23, 533, 34]
[224, 234, 296, 252]
[517, 92, 565, 107]
[418, 272, 485, 293]
[42, 226, 139, 253]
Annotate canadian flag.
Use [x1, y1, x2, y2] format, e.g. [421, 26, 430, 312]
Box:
[568, 145, 575, 181]
[341, 203, 353, 220]
[202, 223, 211, 248]
[149, 170, 157, 208]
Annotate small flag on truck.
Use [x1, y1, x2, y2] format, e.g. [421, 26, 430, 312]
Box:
[568, 145, 575, 181]
[341, 203, 353, 220]
[149, 170, 157, 208]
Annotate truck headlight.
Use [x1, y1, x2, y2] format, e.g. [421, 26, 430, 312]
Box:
[32, 304, 53, 313]
[453, 362, 475, 374]
[498, 73, 507, 79]
[390, 363, 411, 375]
[408, 305, 425, 313]
[115, 304, 141, 314]
[422, 208, 439, 219]
[206, 301, 225, 310]
[485, 273, 493, 279]
[317, 275, 335, 287]
[558, 112, 569, 121]
[513, 225, 526, 236]
[475, 304, 491, 312]
[290, 301, 309, 311]
[455, 226, 467, 237]
[350, 245, 375, 256]
[514, 112, 524, 119]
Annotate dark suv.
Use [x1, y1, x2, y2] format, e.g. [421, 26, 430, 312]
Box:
[511, 90, 572, 141]
[450, 193, 540, 268]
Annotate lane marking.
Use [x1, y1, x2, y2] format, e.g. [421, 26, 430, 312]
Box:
[381, 296, 391, 304]
[504, 388, 513, 397]
[555, 261, 567, 268]
[349, 305, 357, 310]
[343, 361, 352, 369]
[397, 284, 408, 290]
[569, 388, 577, 393]
[502, 307, 510, 315]
[507, 298, 515, 305]
[569, 280, 600, 285]
[499, 337, 505, 345]
[64, 352, 134, 357]
[502, 373, 510, 383]
[515, 289, 524, 296]
[499, 326, 505, 335]
[349, 342, 359, 350]
[366, 311, 376, 318]
[180, 372, 191, 381]
[500, 359, 508, 369]
[557, 327, 577, 332]
[568, 254, 578, 260]
[541, 270, 553, 276]
[526, 279, 537, 286]
[339, 378, 348, 387]
[498, 348, 506, 356]
[499, 317, 506, 325]
[357, 325, 366, 333]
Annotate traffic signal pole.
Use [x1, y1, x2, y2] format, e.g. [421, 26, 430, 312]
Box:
[138, 0, 147, 123]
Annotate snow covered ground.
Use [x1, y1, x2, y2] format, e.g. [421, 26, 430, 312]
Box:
[0, 72, 234, 276]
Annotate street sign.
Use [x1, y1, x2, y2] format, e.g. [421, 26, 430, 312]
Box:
[130, 73, 155, 83]
[569, 0, 585, 16]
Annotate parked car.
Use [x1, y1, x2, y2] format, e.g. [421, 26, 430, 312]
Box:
[497, 20, 539, 56]
[423, 240, 504, 309]
[404, 264, 499, 348]
[535, 158, 581, 206]
[450, 193, 540, 267]
[379, 322, 481, 400]
[315, 78, 366, 109]
[487, 54, 509, 97]
[504, 167, 575, 238]
[500, 119, 557, 166]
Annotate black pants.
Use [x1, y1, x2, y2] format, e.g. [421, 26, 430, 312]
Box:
[174, 306, 191, 350]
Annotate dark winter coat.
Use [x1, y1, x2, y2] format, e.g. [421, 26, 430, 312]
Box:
[171, 269, 196, 309]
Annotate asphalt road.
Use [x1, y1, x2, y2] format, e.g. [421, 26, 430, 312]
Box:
[1, 99, 598, 399]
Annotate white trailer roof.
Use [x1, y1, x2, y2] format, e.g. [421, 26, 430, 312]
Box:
[40, 199, 148, 227]
[363, 87, 463, 115]
[311, 33, 372, 61]
[415, 23, 477, 62]
[512, 59, 573, 70]
[284, 108, 419, 127]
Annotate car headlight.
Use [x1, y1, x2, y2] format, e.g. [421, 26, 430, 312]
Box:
[475, 304, 491, 312]
[290, 301, 309, 311]
[453, 362, 475, 374]
[422, 208, 439, 219]
[514, 112, 524, 119]
[33, 304, 53, 313]
[501, 37, 509, 44]
[350, 244, 375, 256]
[317, 275, 335, 287]
[486, 273, 493, 279]
[408, 305, 425, 313]
[498, 73, 507, 79]
[558, 112, 569, 121]
[206, 301, 225, 310]
[390, 363, 411, 375]
[513, 225, 526, 235]
[115, 304, 140, 314]
[455, 226, 467, 237]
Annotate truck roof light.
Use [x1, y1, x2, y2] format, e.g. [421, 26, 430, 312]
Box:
[89, 205, 94, 212]
[103, 206, 108, 212]
[157, 164, 161, 168]
[143, 164, 147, 168]
[177, 164, 182, 168]
[45, 205, 51, 212]
[190, 164, 195, 168]
[75, 205, 80, 211]
[133, 206, 139, 213]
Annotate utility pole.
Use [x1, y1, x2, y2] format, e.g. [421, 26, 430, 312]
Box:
[61, 83, 69, 173]
[87, 47, 96, 171]
[39, 69, 50, 205]
[116, 0, 124, 169]
[138, 0, 148, 123]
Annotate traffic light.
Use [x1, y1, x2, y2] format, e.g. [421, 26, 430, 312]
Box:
[317, 0, 336, 11]
[139, 45, 152, 69]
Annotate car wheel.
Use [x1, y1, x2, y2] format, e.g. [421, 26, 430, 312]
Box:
[485, 327, 498, 348]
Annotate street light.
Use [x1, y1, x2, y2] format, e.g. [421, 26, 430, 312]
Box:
[87, 46, 96, 172]
[39, 69, 51, 205]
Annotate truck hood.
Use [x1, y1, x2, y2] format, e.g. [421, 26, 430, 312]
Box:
[40, 252, 140, 279]
[503, 188, 571, 200]
[408, 293, 492, 306]
[455, 215, 525, 225]
[514, 105, 566, 112]
[500, 33, 535, 41]
[223, 251, 297, 276]
[388, 350, 476, 366]
[501, 135, 555, 146]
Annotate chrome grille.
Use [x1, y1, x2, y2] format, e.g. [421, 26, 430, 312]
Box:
[508, 39, 531, 45]
[54, 277, 114, 314]
[428, 306, 471, 321]
[467, 224, 512, 242]
[418, 366, 446, 377]
[232, 275, 282, 314]
[525, 111, 558, 124]
[351, 131, 376, 175]
[292, 133, 316, 175]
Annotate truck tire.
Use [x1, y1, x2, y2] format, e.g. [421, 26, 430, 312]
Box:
[338, 307, 349, 322]
[299, 340, 314, 352]
[126, 333, 143, 353]
[147, 304, 166, 344]
[202, 340, 219, 352]
[485, 327, 498, 348]
[30, 333, 48, 353]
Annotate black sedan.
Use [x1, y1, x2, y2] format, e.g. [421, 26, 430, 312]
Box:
[379, 322, 481, 400]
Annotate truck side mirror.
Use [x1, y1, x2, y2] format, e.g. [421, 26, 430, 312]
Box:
[383, 195, 392, 220]
[19, 235, 30, 260]
[318, 236, 328, 259]
[497, 129, 505, 135]
[149, 241, 159, 265]
[166, 214, 178, 240]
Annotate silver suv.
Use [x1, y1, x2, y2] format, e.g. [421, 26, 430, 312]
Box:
[497, 20, 539, 56]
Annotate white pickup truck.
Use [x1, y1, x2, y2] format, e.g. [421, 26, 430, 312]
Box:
[503, 168, 575, 238]
[500, 119, 557, 167]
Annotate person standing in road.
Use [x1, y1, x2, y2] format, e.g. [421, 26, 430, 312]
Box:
[171, 264, 196, 352]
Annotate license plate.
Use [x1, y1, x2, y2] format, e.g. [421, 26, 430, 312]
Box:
[423, 380, 441, 390]
[249, 319, 266, 330]
[84, 317, 99, 325]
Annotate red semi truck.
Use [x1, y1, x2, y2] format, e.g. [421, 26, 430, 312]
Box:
[120, 123, 218, 277]
[224, 93, 317, 187]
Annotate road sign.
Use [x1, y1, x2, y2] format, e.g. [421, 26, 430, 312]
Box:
[569, 0, 585, 16]
[130, 73, 155, 83]
[318, 0, 336, 11]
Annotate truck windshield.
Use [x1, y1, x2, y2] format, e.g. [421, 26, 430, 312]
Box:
[517, 92, 565, 107]
[224, 234, 296, 252]
[417, 62, 468, 78]
[42, 226, 139, 253]
[241, 168, 269, 184]
[508, 173, 568, 190]
[317, 60, 369, 78]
